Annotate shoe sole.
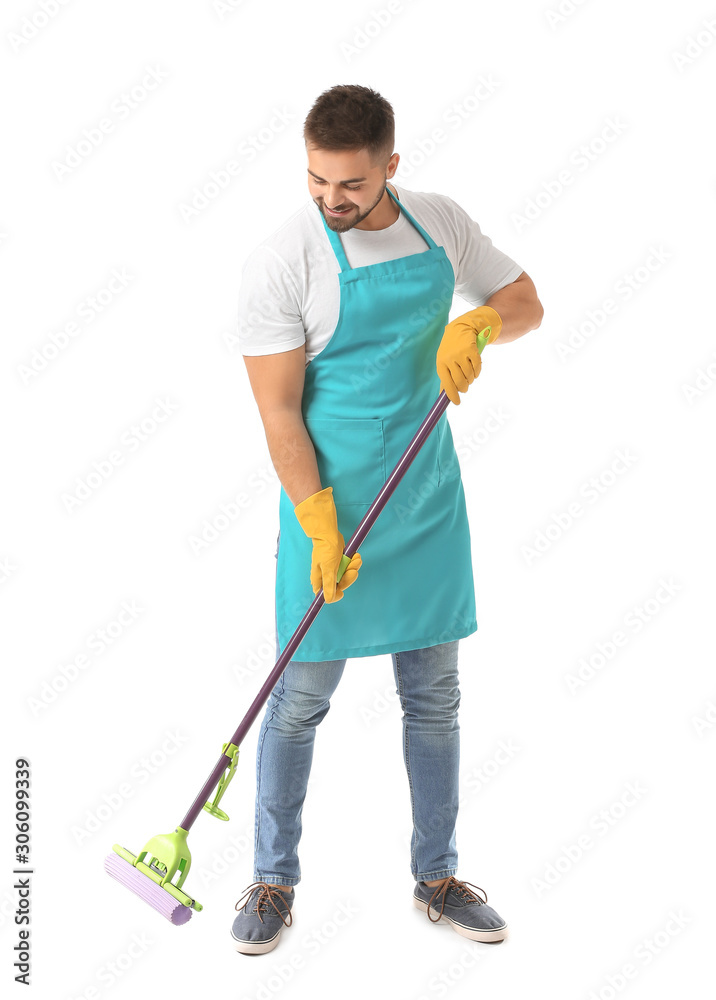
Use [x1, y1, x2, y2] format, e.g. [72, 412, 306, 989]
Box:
[231, 906, 295, 955]
[412, 896, 508, 943]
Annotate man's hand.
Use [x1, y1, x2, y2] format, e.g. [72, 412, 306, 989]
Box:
[294, 486, 362, 602]
[436, 306, 503, 405]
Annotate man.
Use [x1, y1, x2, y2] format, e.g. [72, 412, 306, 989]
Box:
[231, 84, 543, 955]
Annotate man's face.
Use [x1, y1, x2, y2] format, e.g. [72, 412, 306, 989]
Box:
[306, 145, 397, 232]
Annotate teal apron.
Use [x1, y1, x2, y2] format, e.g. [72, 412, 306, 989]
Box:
[275, 187, 477, 661]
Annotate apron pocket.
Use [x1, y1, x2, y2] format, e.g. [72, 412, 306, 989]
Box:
[304, 416, 386, 505]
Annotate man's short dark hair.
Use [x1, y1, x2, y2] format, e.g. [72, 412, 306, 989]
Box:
[303, 84, 395, 166]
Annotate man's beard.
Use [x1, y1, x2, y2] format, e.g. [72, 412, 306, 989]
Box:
[320, 179, 387, 232]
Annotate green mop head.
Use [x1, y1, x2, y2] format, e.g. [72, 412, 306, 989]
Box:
[104, 828, 202, 925]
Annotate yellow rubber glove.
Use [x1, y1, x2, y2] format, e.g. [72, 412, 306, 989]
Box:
[294, 486, 362, 603]
[436, 306, 503, 405]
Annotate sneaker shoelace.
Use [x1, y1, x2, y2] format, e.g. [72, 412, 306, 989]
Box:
[234, 881, 293, 927]
[425, 876, 488, 923]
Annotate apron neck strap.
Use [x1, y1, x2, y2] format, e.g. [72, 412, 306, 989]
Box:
[320, 186, 437, 272]
[386, 188, 437, 250]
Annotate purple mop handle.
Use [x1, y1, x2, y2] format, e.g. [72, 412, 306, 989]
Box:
[179, 389, 451, 831]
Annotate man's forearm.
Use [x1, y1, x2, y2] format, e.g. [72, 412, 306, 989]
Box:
[485, 273, 544, 345]
[263, 410, 323, 507]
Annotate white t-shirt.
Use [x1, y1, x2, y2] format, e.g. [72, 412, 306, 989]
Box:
[237, 182, 523, 364]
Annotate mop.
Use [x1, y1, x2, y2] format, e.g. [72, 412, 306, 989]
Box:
[105, 328, 493, 924]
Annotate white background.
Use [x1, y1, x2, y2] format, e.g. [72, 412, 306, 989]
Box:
[2, 0, 715, 997]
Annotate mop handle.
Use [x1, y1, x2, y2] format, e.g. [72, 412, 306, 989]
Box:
[180, 328, 492, 832]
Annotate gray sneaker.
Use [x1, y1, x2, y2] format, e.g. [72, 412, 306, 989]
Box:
[231, 881, 295, 955]
[413, 876, 508, 942]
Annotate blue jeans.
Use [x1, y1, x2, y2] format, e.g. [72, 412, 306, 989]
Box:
[253, 533, 461, 886]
